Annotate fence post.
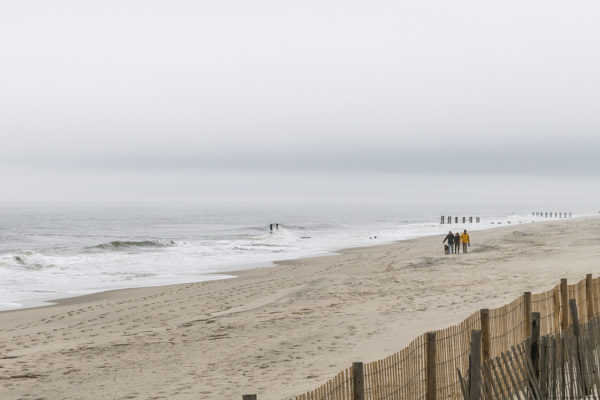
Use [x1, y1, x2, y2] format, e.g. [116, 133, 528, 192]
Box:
[530, 312, 540, 379]
[586, 273, 594, 321]
[523, 291, 532, 338]
[560, 278, 568, 330]
[352, 362, 365, 400]
[426, 332, 437, 400]
[469, 330, 482, 400]
[480, 309, 490, 362]
[242, 395, 257, 400]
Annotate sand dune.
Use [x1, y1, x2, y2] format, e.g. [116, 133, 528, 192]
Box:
[1, 217, 599, 399]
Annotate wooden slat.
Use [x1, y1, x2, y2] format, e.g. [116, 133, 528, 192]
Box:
[538, 336, 548, 398]
[509, 345, 529, 399]
[548, 336, 558, 397]
[564, 335, 575, 398]
[489, 358, 508, 400]
[500, 352, 523, 400]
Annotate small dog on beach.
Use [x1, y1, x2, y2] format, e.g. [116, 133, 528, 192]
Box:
[444, 244, 449, 255]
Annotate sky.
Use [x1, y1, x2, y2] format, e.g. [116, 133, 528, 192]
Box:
[1, 1, 599, 202]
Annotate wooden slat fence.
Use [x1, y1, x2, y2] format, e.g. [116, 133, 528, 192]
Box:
[593, 278, 600, 320]
[434, 311, 481, 399]
[277, 275, 600, 400]
[292, 366, 354, 400]
[364, 334, 426, 399]
[531, 285, 559, 337]
[488, 296, 526, 359]
[458, 300, 600, 399]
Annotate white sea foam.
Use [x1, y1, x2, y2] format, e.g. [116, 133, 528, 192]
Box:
[0, 203, 590, 310]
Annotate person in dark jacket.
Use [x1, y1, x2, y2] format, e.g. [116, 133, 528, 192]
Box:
[454, 232, 461, 254]
[443, 231, 455, 254]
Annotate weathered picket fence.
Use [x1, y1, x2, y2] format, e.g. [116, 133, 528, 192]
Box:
[459, 298, 600, 399]
[242, 274, 600, 400]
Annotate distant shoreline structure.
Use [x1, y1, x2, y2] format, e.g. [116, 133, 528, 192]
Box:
[441, 211, 575, 225]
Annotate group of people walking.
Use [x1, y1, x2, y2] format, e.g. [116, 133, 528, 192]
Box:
[443, 230, 470, 254]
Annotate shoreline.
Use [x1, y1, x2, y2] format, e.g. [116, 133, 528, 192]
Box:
[0, 217, 590, 317]
[1, 215, 569, 313]
[1, 216, 599, 399]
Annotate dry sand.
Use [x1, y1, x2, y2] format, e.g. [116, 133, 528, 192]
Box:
[1, 217, 599, 399]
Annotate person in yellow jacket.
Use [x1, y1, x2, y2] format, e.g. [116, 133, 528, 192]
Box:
[460, 230, 470, 253]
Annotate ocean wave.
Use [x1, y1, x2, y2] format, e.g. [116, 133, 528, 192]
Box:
[255, 228, 301, 246]
[0, 250, 56, 270]
[87, 240, 177, 251]
[102, 272, 158, 279]
[243, 225, 278, 231]
[280, 224, 305, 230]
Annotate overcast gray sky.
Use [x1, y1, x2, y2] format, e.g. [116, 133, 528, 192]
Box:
[1, 0, 599, 179]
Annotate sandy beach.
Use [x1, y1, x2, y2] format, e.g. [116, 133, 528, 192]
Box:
[1, 217, 599, 399]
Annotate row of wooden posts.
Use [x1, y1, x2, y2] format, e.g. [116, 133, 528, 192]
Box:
[532, 212, 572, 218]
[441, 216, 481, 224]
[442, 212, 574, 225]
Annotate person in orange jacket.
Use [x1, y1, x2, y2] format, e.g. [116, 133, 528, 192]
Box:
[460, 230, 470, 253]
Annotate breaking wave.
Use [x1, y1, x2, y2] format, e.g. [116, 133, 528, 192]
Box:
[1, 250, 56, 270]
[87, 240, 178, 251]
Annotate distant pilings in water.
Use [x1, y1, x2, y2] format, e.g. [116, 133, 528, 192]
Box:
[269, 223, 280, 234]
[532, 211, 573, 218]
[440, 216, 480, 224]
[442, 211, 574, 224]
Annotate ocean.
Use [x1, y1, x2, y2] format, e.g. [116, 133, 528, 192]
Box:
[0, 199, 588, 310]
